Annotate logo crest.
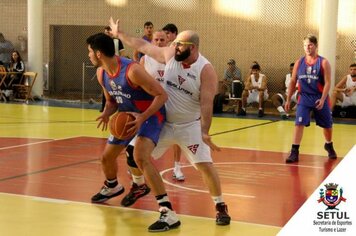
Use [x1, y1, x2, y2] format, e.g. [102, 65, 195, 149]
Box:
[157, 70, 164, 77]
[109, 80, 118, 91]
[318, 183, 346, 210]
[187, 144, 199, 154]
[178, 75, 186, 85]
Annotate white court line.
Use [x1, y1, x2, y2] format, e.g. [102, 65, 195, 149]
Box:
[161, 162, 325, 199]
[0, 136, 82, 150]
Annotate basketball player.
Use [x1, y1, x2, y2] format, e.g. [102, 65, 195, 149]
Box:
[330, 63, 356, 110]
[86, 33, 181, 231]
[271, 63, 298, 119]
[109, 17, 231, 229]
[285, 34, 337, 163]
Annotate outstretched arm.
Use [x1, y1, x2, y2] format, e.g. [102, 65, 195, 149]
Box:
[109, 17, 174, 64]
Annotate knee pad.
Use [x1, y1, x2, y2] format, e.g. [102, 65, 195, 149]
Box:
[126, 145, 138, 168]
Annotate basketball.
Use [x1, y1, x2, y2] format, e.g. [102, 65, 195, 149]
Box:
[109, 112, 136, 140]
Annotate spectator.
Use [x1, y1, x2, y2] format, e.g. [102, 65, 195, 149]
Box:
[133, 21, 153, 61]
[238, 63, 268, 117]
[330, 63, 356, 110]
[222, 59, 242, 96]
[0, 33, 14, 68]
[271, 63, 298, 119]
[8, 50, 25, 84]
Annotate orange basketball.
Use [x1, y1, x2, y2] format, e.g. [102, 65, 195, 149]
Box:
[109, 112, 136, 140]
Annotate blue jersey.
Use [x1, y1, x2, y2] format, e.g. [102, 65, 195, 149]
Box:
[297, 56, 326, 106]
[100, 56, 166, 143]
[294, 55, 332, 128]
[102, 56, 165, 122]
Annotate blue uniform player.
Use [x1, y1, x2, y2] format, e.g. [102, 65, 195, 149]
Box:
[285, 34, 337, 163]
[86, 34, 180, 231]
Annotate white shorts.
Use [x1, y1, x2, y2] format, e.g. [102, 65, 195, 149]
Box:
[277, 91, 298, 106]
[152, 120, 212, 167]
[340, 93, 356, 107]
[247, 90, 269, 104]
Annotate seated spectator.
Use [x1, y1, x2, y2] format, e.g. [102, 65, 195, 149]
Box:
[8, 50, 25, 83]
[222, 59, 241, 96]
[331, 63, 356, 110]
[238, 63, 268, 117]
[271, 63, 298, 119]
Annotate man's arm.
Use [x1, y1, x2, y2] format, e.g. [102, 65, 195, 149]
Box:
[96, 67, 118, 130]
[127, 63, 167, 123]
[333, 76, 347, 92]
[259, 75, 267, 91]
[200, 64, 220, 151]
[109, 18, 173, 64]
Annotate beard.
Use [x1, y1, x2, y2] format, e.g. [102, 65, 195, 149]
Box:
[175, 48, 191, 61]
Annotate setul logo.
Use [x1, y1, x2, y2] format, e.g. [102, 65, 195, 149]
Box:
[318, 183, 346, 210]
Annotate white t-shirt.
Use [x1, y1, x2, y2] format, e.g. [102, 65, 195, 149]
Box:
[143, 55, 165, 84]
[164, 53, 210, 123]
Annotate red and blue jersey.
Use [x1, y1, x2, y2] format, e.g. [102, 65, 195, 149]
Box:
[297, 56, 326, 106]
[101, 56, 165, 123]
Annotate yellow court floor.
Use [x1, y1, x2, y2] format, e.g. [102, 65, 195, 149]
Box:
[0, 102, 355, 236]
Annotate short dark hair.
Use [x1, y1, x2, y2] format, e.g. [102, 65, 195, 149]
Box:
[86, 33, 115, 57]
[251, 64, 261, 70]
[162, 23, 178, 34]
[144, 21, 153, 27]
[290, 62, 295, 67]
[350, 63, 356, 67]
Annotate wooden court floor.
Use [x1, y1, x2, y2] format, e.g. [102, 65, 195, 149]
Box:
[0, 102, 355, 236]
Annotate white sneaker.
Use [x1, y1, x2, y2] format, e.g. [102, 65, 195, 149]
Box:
[173, 166, 185, 181]
[91, 183, 125, 203]
[148, 207, 181, 232]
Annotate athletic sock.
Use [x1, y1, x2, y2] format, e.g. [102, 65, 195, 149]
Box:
[212, 195, 224, 205]
[132, 174, 145, 186]
[277, 106, 285, 113]
[156, 194, 172, 210]
[105, 178, 118, 188]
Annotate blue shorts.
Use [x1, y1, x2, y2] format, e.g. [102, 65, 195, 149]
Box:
[295, 102, 333, 128]
[107, 115, 165, 146]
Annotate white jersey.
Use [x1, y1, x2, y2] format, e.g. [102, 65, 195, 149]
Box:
[346, 74, 356, 88]
[250, 73, 268, 96]
[285, 73, 298, 97]
[143, 55, 165, 84]
[164, 53, 210, 123]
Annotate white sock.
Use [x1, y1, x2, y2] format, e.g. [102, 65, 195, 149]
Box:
[174, 162, 181, 168]
[132, 174, 145, 186]
[212, 195, 224, 205]
[277, 106, 285, 113]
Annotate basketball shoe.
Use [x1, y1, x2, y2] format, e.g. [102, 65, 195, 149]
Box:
[216, 202, 231, 225]
[172, 166, 185, 181]
[148, 207, 181, 232]
[286, 149, 299, 163]
[324, 142, 337, 159]
[120, 183, 151, 207]
[91, 182, 125, 203]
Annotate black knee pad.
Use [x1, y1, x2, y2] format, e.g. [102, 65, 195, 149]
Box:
[126, 145, 138, 168]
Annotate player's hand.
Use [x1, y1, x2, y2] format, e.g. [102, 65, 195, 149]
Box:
[315, 99, 325, 110]
[202, 133, 221, 151]
[109, 17, 120, 39]
[96, 114, 110, 131]
[126, 112, 143, 134]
